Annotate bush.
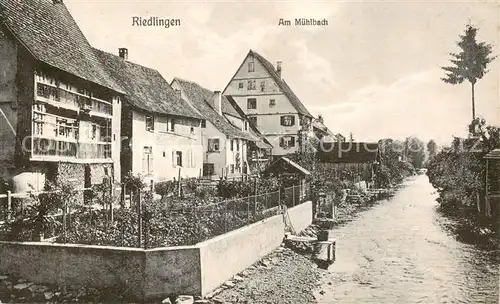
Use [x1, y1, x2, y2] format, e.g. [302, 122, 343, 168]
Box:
[154, 180, 177, 198]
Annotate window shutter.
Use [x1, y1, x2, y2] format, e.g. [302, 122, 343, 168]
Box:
[280, 116, 284, 126]
[279, 137, 284, 147]
[291, 116, 295, 126]
[142, 153, 147, 173]
[290, 136, 296, 147]
[190, 149, 194, 168]
[172, 150, 176, 167]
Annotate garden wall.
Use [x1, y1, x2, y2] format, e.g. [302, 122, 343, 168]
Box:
[0, 201, 313, 300]
[0, 242, 145, 299]
[287, 201, 313, 233]
[197, 200, 313, 295]
[198, 213, 285, 295]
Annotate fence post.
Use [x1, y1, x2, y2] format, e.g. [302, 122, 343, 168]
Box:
[278, 189, 280, 207]
[62, 200, 67, 243]
[6, 190, 12, 221]
[137, 190, 142, 248]
[224, 200, 227, 233]
[110, 186, 114, 223]
[247, 195, 250, 225]
[178, 167, 182, 197]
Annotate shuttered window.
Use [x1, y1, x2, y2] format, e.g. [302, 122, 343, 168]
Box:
[279, 136, 295, 149]
[280, 115, 295, 126]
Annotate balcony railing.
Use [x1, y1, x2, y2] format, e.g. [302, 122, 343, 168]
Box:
[32, 137, 111, 160]
[36, 82, 112, 117]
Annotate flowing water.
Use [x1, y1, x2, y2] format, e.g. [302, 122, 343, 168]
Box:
[314, 175, 499, 303]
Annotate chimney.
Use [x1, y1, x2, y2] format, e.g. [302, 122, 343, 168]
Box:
[174, 89, 182, 98]
[318, 114, 323, 123]
[213, 91, 222, 116]
[118, 48, 128, 60]
[276, 61, 282, 78]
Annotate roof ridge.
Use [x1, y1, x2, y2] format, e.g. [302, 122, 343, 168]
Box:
[92, 47, 164, 76]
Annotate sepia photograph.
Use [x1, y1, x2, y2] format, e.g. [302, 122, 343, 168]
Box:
[0, 0, 499, 303]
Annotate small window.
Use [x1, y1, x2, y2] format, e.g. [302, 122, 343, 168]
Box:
[231, 139, 234, 151]
[176, 151, 183, 167]
[247, 80, 256, 90]
[269, 99, 276, 107]
[279, 136, 295, 149]
[260, 81, 265, 91]
[91, 124, 97, 140]
[146, 115, 154, 131]
[168, 118, 176, 132]
[244, 121, 248, 130]
[201, 119, 206, 128]
[142, 146, 153, 175]
[230, 164, 235, 174]
[248, 116, 257, 127]
[247, 98, 256, 109]
[280, 115, 295, 126]
[208, 138, 220, 152]
[238, 82, 244, 89]
[236, 140, 240, 151]
[190, 127, 195, 135]
[248, 61, 255, 72]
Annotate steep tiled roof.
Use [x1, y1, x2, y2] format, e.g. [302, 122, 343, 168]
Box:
[250, 50, 313, 118]
[173, 78, 257, 140]
[317, 142, 380, 164]
[313, 119, 335, 137]
[263, 157, 311, 176]
[204, 94, 240, 118]
[0, 0, 123, 93]
[93, 49, 201, 119]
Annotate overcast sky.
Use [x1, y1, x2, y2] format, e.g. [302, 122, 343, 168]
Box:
[66, 0, 499, 145]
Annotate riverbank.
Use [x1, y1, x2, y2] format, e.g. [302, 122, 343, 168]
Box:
[208, 187, 399, 304]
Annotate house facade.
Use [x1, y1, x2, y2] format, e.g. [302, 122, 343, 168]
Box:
[0, 0, 123, 192]
[223, 50, 314, 157]
[94, 49, 203, 183]
[171, 78, 258, 178]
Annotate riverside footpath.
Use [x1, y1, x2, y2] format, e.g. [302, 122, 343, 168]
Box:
[212, 175, 499, 304]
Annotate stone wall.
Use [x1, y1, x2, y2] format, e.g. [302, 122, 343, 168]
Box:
[0, 201, 313, 300]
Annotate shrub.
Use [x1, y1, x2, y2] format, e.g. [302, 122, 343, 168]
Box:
[154, 180, 177, 198]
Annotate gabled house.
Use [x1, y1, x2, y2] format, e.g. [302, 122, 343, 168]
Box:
[171, 78, 258, 178]
[222, 50, 314, 157]
[94, 49, 203, 182]
[0, 0, 124, 192]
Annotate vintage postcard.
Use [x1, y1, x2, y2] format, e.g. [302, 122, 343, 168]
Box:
[0, 0, 499, 303]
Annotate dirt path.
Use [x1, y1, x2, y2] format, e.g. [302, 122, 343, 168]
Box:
[207, 244, 326, 304]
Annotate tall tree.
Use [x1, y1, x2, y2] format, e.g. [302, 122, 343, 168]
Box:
[405, 137, 426, 169]
[427, 139, 438, 160]
[441, 24, 497, 120]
